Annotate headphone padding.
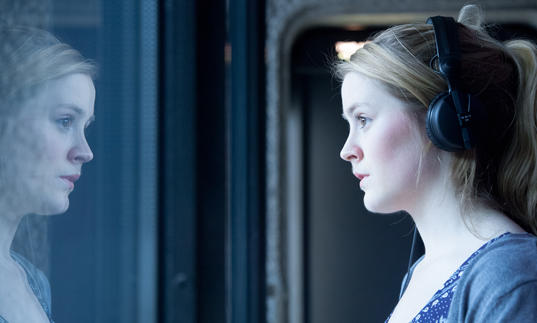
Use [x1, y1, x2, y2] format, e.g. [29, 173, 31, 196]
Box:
[426, 92, 466, 152]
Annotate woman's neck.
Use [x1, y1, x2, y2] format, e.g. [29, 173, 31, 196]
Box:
[0, 201, 24, 262]
[407, 179, 524, 264]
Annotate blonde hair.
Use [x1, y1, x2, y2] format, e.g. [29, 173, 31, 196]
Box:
[0, 25, 96, 111]
[336, 5, 537, 234]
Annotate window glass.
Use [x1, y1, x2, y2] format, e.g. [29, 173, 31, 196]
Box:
[1, 1, 158, 322]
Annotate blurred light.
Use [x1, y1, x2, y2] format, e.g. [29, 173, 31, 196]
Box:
[335, 41, 368, 61]
[344, 24, 365, 31]
[225, 42, 232, 63]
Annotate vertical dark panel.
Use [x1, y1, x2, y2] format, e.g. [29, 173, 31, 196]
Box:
[137, 0, 159, 322]
[229, 0, 266, 321]
[196, 0, 227, 321]
[160, 0, 267, 321]
[301, 73, 311, 323]
[95, 1, 141, 322]
[159, 0, 197, 322]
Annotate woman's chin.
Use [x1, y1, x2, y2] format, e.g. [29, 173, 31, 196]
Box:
[363, 196, 399, 214]
[35, 196, 70, 215]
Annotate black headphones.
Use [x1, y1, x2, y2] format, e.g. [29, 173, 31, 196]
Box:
[425, 16, 483, 152]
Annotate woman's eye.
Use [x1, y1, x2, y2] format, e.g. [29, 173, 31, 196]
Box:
[57, 117, 73, 129]
[356, 116, 370, 128]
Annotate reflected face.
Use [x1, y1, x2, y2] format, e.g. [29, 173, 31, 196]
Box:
[0, 73, 95, 215]
[340, 72, 429, 213]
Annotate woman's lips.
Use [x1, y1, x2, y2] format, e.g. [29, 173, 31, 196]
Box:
[60, 175, 80, 189]
[354, 173, 369, 180]
[61, 174, 80, 182]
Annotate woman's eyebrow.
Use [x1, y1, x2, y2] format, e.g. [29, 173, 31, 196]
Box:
[57, 103, 95, 120]
[342, 102, 372, 117]
[57, 104, 85, 115]
[354, 102, 372, 109]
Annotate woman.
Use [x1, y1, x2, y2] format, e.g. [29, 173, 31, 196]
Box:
[0, 26, 95, 322]
[337, 5, 537, 322]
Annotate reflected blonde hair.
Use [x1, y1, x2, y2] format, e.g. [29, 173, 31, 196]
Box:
[336, 5, 537, 235]
[0, 25, 96, 111]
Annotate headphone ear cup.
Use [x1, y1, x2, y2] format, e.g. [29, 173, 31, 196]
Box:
[426, 92, 466, 152]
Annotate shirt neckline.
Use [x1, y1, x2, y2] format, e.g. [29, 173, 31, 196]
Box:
[0, 252, 52, 323]
[407, 231, 513, 321]
[387, 231, 519, 323]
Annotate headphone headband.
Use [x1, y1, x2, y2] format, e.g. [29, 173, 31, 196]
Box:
[425, 16, 477, 151]
[426, 16, 461, 91]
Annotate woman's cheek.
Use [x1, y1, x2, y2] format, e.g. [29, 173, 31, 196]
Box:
[37, 124, 68, 162]
[376, 114, 409, 150]
[373, 116, 421, 178]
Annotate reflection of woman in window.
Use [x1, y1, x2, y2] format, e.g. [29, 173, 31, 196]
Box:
[0, 26, 95, 323]
[337, 5, 537, 323]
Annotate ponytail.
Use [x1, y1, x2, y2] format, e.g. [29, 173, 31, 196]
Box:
[498, 40, 537, 234]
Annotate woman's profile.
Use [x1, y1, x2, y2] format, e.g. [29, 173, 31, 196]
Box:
[0, 26, 96, 322]
[337, 4, 537, 322]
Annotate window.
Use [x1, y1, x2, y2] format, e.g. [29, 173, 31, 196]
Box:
[1, 0, 266, 322]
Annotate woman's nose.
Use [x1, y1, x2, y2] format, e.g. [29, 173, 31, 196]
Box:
[340, 137, 363, 162]
[68, 136, 94, 164]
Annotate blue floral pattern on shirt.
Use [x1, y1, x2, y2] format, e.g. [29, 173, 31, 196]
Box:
[385, 232, 510, 323]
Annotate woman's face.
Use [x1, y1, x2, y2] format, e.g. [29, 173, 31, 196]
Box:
[0, 73, 95, 215]
[340, 72, 434, 213]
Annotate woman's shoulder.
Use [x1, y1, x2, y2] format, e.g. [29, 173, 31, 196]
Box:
[458, 232, 537, 291]
[447, 232, 537, 322]
[9, 251, 52, 315]
[469, 232, 537, 280]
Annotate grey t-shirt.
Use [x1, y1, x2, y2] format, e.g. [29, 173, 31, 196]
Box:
[400, 232, 537, 322]
[447, 232, 537, 322]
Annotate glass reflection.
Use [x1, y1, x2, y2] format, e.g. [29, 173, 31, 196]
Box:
[0, 25, 95, 323]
